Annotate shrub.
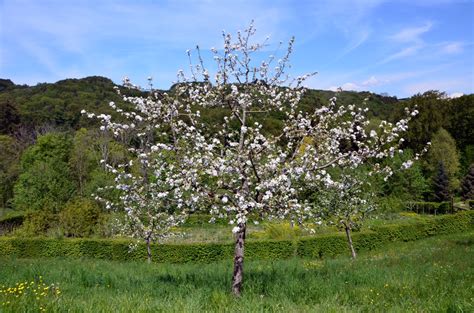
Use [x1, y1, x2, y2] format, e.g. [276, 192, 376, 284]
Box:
[59, 198, 101, 237]
[251, 222, 302, 240]
[14, 211, 57, 237]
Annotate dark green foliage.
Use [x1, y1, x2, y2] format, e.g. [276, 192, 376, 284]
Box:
[59, 198, 102, 237]
[399, 91, 449, 151]
[433, 162, 451, 202]
[0, 135, 20, 209]
[1, 212, 472, 263]
[446, 95, 474, 150]
[0, 78, 15, 91]
[0, 99, 20, 135]
[461, 145, 474, 176]
[461, 164, 474, 200]
[0, 213, 25, 235]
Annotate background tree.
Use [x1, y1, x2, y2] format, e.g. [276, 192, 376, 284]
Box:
[425, 128, 460, 193]
[69, 128, 96, 196]
[461, 164, 474, 200]
[13, 133, 76, 214]
[400, 91, 448, 151]
[433, 162, 450, 202]
[382, 149, 429, 201]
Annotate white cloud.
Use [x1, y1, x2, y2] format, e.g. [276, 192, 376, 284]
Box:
[448, 92, 464, 98]
[362, 76, 380, 86]
[330, 75, 386, 92]
[341, 82, 361, 91]
[440, 42, 464, 54]
[389, 22, 432, 43]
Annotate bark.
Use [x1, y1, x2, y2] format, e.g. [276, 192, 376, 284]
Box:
[146, 237, 152, 263]
[344, 225, 357, 259]
[231, 224, 246, 296]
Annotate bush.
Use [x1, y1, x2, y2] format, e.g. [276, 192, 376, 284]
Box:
[0, 211, 472, 263]
[14, 211, 57, 236]
[59, 198, 101, 237]
[251, 222, 302, 240]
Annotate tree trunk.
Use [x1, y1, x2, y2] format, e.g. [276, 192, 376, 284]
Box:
[344, 225, 357, 259]
[146, 237, 152, 263]
[231, 224, 246, 296]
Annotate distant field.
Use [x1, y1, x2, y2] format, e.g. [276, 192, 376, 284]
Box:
[1, 231, 473, 312]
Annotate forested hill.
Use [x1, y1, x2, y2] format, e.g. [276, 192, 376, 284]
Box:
[0, 76, 402, 133]
[0, 76, 472, 148]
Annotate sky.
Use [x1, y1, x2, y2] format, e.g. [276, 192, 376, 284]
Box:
[0, 0, 473, 98]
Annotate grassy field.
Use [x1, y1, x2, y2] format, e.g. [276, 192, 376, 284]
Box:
[0, 231, 473, 312]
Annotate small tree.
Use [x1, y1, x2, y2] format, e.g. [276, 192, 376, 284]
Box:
[433, 161, 450, 202]
[83, 80, 200, 263]
[312, 169, 375, 259]
[461, 164, 474, 200]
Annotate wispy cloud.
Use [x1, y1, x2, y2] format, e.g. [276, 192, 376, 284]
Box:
[379, 45, 423, 64]
[439, 42, 464, 54]
[389, 22, 432, 43]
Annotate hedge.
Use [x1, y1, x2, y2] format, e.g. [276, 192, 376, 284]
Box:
[0, 211, 472, 263]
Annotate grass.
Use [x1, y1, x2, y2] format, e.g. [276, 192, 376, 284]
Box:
[1, 231, 473, 312]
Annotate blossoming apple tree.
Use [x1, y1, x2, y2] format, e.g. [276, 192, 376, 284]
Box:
[175, 23, 423, 295]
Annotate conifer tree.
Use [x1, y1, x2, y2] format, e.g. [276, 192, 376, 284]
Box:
[461, 164, 474, 200]
[433, 161, 450, 202]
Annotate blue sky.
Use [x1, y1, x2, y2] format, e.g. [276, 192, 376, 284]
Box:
[1, 0, 473, 97]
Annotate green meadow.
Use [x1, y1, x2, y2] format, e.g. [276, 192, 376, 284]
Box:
[1, 231, 473, 312]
